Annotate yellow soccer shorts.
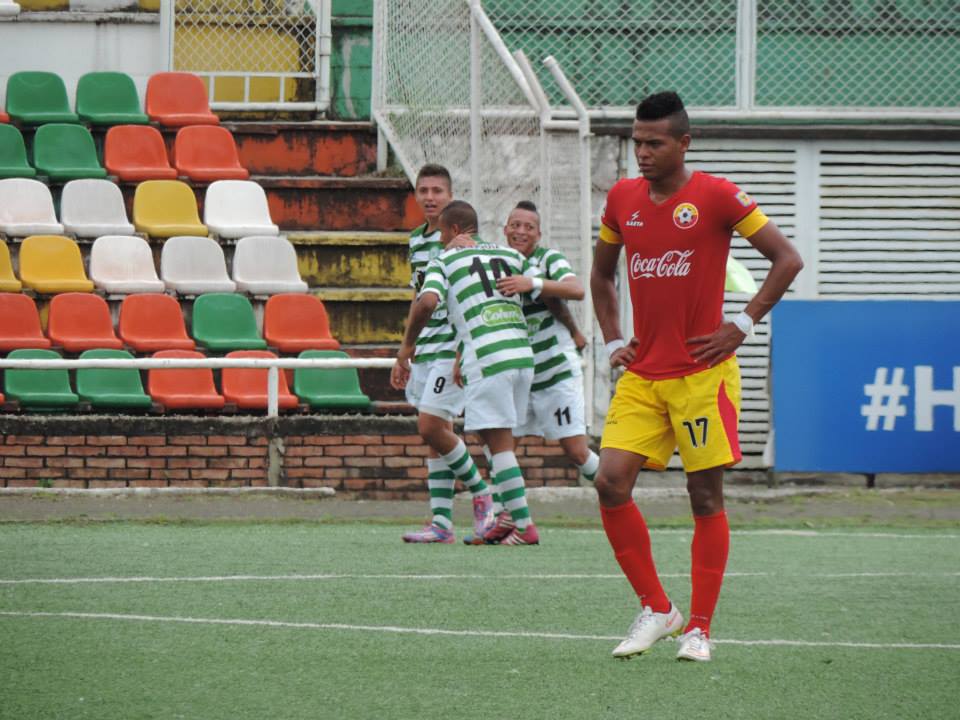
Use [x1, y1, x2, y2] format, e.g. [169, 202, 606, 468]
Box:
[600, 357, 742, 473]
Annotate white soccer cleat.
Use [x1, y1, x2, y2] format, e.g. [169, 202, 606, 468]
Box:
[611, 604, 684, 658]
[676, 627, 712, 662]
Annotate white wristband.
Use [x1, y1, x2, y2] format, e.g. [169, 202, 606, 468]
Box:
[605, 338, 626, 358]
[530, 277, 544, 293]
[732, 311, 755, 337]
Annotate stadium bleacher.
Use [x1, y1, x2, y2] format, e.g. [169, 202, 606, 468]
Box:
[160, 235, 237, 295]
[173, 125, 249, 182]
[104, 125, 178, 182]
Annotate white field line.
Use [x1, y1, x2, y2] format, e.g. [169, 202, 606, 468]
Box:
[1, 571, 958, 586]
[1, 610, 958, 651]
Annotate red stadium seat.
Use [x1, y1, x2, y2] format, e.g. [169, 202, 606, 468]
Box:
[264, 294, 340, 352]
[221, 350, 299, 411]
[173, 126, 249, 182]
[104, 125, 177, 182]
[119, 293, 196, 353]
[148, 349, 225, 411]
[145, 72, 219, 127]
[0, 111, 9, 123]
[0, 293, 51, 352]
[46, 292, 123, 352]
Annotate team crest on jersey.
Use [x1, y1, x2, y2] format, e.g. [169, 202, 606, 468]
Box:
[735, 190, 752, 208]
[673, 203, 699, 229]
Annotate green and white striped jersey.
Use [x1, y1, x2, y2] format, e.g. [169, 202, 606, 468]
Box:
[408, 223, 457, 364]
[421, 243, 541, 384]
[523, 246, 581, 392]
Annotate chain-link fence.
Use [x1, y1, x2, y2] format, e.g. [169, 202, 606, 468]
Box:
[172, 0, 329, 111]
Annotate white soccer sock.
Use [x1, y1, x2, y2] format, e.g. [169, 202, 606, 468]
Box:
[491, 450, 530, 530]
[441, 439, 489, 497]
[427, 457, 455, 529]
[483, 444, 505, 514]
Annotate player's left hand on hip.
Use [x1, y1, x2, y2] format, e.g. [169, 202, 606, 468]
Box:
[687, 322, 746, 367]
[496, 276, 531, 296]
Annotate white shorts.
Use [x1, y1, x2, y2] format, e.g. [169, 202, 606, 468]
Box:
[405, 360, 464, 421]
[513, 374, 586, 440]
[464, 367, 533, 432]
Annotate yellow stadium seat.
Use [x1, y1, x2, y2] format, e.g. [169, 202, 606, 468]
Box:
[133, 180, 208, 239]
[18, 235, 94, 294]
[0, 239, 22, 292]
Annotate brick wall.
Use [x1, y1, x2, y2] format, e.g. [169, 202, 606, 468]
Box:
[0, 416, 581, 499]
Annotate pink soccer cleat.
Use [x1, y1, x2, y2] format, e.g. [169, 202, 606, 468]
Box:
[402, 524, 455, 544]
[480, 511, 516, 544]
[499, 523, 540, 546]
[472, 494, 495, 538]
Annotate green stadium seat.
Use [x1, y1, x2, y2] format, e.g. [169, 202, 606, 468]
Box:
[3, 348, 79, 412]
[6, 72, 79, 124]
[0, 124, 37, 179]
[75, 349, 153, 410]
[76, 72, 149, 126]
[191, 293, 267, 351]
[293, 350, 371, 411]
[32, 124, 107, 181]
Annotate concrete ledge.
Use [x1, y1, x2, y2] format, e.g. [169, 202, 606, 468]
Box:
[0, 486, 335, 498]
[3, 10, 157, 21]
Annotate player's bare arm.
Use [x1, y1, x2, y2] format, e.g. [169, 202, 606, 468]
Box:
[495, 274, 584, 300]
[687, 219, 804, 367]
[543, 292, 587, 351]
[393, 293, 440, 386]
[590, 238, 637, 368]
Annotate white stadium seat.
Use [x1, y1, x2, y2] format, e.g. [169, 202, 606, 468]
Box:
[61, 179, 136, 238]
[232, 234, 308, 295]
[0, 0, 20, 17]
[0, 178, 64, 237]
[89, 235, 166, 295]
[160, 235, 237, 295]
[204, 180, 279, 239]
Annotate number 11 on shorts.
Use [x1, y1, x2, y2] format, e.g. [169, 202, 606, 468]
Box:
[683, 417, 708, 447]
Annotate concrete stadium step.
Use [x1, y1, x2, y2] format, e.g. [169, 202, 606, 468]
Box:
[289, 231, 409, 288]
[314, 287, 411, 346]
[339, 343, 408, 406]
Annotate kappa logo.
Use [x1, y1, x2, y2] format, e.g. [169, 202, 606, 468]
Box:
[625, 210, 644, 228]
[673, 203, 699, 229]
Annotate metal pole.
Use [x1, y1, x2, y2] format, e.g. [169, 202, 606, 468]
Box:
[736, 0, 757, 113]
[316, 0, 332, 115]
[267, 366, 280, 418]
[469, 0, 482, 211]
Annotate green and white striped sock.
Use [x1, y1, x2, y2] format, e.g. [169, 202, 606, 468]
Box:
[427, 457, 455, 529]
[491, 450, 530, 530]
[483, 444, 505, 514]
[579, 451, 600, 484]
[441, 439, 489, 498]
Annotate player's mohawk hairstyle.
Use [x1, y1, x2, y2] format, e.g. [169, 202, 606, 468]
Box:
[636, 91, 690, 138]
[514, 200, 538, 214]
[440, 200, 478, 232]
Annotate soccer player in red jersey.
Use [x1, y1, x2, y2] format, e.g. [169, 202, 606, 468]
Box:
[590, 91, 804, 662]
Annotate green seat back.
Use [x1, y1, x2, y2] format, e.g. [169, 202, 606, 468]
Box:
[76, 72, 150, 125]
[293, 350, 371, 410]
[6, 72, 80, 125]
[76, 349, 153, 409]
[191, 293, 267, 351]
[0, 125, 37, 178]
[4, 348, 79, 411]
[33, 124, 107, 181]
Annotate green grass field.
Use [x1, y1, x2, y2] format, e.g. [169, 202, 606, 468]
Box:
[1, 520, 957, 719]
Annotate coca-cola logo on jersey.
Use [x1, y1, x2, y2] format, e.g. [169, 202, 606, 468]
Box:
[629, 250, 694, 279]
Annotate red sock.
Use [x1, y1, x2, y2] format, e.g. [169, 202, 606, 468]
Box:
[685, 510, 730, 636]
[600, 501, 670, 613]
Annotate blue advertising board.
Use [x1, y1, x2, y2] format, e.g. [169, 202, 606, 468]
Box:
[771, 300, 960, 473]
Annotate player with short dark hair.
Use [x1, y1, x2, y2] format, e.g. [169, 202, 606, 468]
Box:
[591, 91, 803, 661]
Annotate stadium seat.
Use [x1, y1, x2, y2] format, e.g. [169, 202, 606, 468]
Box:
[0, 110, 8, 122]
[0, 294, 51, 351]
[263, 294, 340, 352]
[293, 350, 371, 411]
[147, 349, 225, 411]
[5, 71, 79, 124]
[173, 125, 249, 182]
[76, 71, 149, 126]
[18, 235, 94, 294]
[32, 124, 107, 181]
[0, 179, 64, 236]
[119, 293, 195, 352]
[75, 348, 153, 410]
[221, 350, 298, 411]
[0, 124, 37, 178]
[133, 180, 207, 238]
[191, 293, 266, 351]
[145, 72, 219, 127]
[89, 235, 165, 295]
[47, 292, 123, 352]
[232, 235, 307, 295]
[203, 180, 278, 239]
[4, 348, 79, 411]
[0, 240, 22, 292]
[60, 179, 136, 238]
[160, 235, 237, 295]
[0, 0, 19, 17]
[104, 125, 178, 182]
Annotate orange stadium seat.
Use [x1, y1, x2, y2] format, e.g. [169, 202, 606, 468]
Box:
[0, 111, 9, 123]
[0, 293, 51, 352]
[173, 126, 249, 182]
[221, 350, 299, 411]
[145, 72, 219, 127]
[104, 125, 178, 182]
[46, 292, 123, 352]
[264, 294, 340, 352]
[119, 293, 196, 353]
[147, 349, 226, 411]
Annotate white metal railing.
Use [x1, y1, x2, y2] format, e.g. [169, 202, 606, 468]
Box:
[0, 356, 395, 418]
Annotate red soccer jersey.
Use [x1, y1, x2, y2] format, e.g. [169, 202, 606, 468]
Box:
[599, 170, 767, 380]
